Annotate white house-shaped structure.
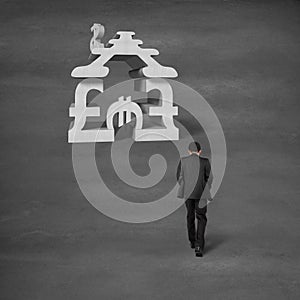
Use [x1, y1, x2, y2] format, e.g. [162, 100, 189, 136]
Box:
[68, 24, 179, 143]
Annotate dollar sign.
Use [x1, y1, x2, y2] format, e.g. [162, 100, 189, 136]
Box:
[90, 23, 105, 54]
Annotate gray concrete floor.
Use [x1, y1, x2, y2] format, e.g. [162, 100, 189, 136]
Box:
[0, 0, 299, 299]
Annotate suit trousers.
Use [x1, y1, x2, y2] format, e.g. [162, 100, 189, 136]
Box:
[185, 199, 207, 249]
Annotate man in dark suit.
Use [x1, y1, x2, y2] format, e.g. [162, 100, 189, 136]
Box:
[177, 142, 213, 257]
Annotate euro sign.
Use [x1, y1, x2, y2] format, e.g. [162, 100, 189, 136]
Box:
[106, 96, 143, 128]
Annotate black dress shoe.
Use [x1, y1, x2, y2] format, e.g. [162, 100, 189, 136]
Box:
[195, 246, 203, 257]
[190, 242, 195, 249]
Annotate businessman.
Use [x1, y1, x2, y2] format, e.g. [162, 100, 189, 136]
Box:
[177, 142, 213, 257]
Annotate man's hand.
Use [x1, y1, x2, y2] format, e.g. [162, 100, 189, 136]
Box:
[206, 198, 213, 205]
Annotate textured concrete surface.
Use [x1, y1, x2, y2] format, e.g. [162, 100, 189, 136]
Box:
[0, 0, 299, 299]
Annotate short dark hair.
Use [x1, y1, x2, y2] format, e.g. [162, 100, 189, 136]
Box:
[188, 141, 201, 152]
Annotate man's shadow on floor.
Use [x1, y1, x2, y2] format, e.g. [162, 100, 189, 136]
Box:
[204, 233, 227, 254]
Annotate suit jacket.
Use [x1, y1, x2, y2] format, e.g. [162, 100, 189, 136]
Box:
[177, 154, 212, 200]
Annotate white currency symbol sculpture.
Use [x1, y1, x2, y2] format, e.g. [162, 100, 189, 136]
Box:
[90, 23, 105, 54]
[68, 24, 179, 143]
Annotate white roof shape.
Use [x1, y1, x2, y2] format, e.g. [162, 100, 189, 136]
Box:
[71, 30, 178, 78]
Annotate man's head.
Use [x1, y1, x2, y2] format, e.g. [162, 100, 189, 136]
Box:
[188, 141, 201, 155]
